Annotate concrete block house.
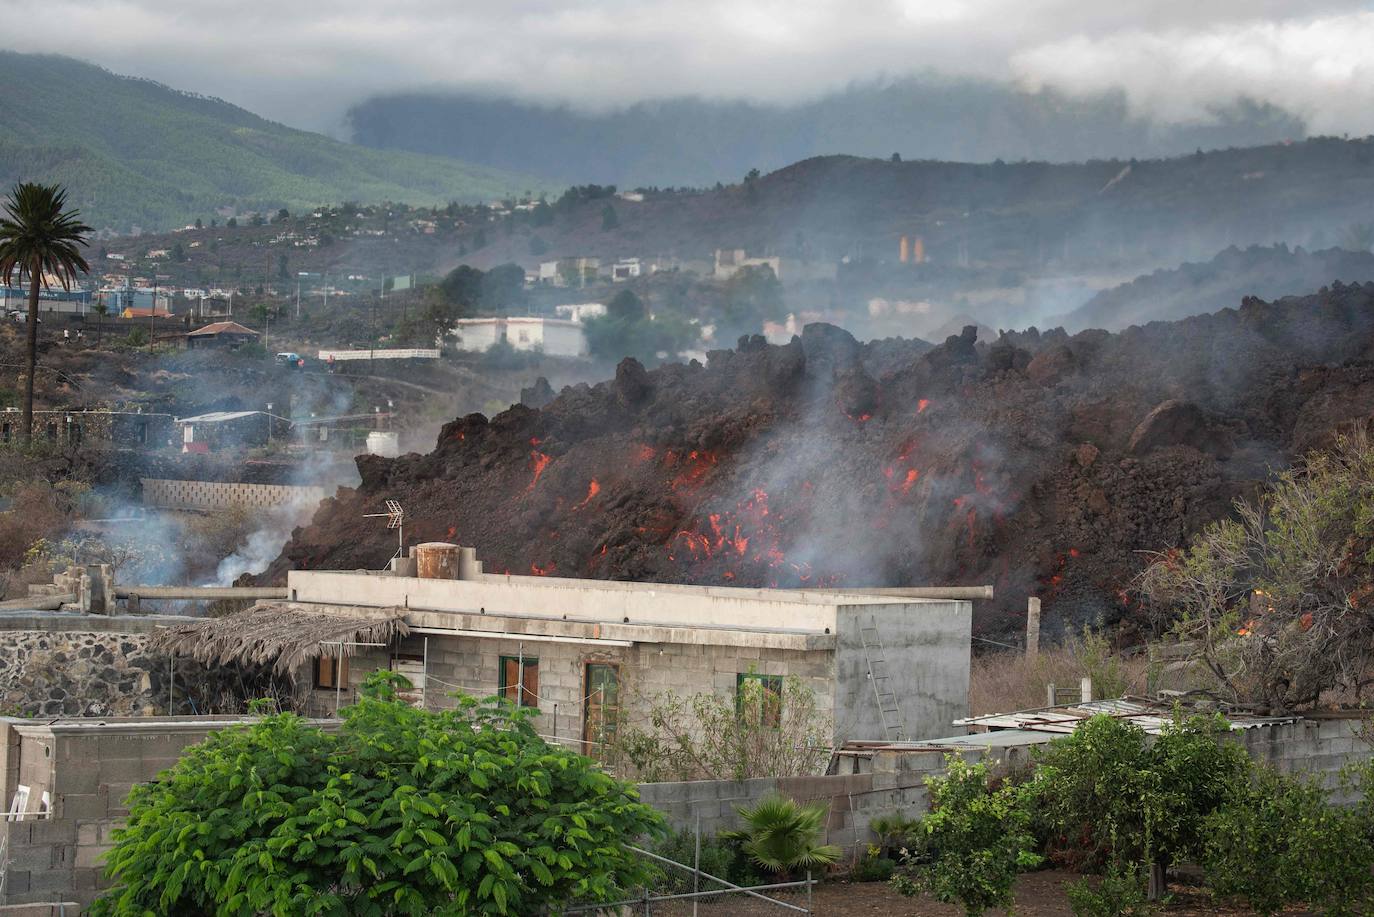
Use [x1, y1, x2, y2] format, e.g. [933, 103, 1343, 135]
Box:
[155, 552, 975, 754]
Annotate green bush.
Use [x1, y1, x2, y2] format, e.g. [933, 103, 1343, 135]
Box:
[1032, 713, 1249, 874]
[1066, 861, 1157, 917]
[90, 672, 664, 915]
[648, 828, 763, 893]
[854, 846, 897, 882]
[892, 757, 1041, 917]
[1202, 766, 1374, 916]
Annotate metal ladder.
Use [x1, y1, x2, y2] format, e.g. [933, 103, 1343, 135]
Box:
[860, 617, 906, 741]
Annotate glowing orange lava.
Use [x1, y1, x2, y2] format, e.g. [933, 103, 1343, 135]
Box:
[575, 479, 601, 509]
[526, 451, 551, 491]
[530, 561, 556, 576]
[917, 399, 930, 413]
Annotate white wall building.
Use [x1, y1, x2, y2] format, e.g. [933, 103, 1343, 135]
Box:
[450, 317, 588, 357]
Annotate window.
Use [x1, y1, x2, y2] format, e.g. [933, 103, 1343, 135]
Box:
[736, 673, 784, 727]
[45, 422, 57, 442]
[499, 655, 539, 707]
[1, 423, 10, 443]
[313, 654, 349, 689]
[68, 423, 82, 445]
[517, 329, 530, 343]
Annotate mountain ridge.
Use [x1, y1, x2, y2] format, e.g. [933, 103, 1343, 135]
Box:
[0, 52, 542, 232]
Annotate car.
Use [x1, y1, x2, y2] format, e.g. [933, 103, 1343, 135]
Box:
[274, 351, 303, 365]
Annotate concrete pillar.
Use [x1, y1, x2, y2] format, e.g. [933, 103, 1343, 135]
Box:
[1080, 676, 1093, 703]
[1026, 597, 1041, 657]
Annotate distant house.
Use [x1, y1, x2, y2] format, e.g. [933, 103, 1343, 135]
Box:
[2, 408, 173, 448]
[185, 321, 260, 350]
[609, 258, 642, 281]
[714, 248, 781, 281]
[175, 410, 280, 451]
[450, 317, 587, 357]
[537, 257, 600, 288]
[553, 302, 607, 323]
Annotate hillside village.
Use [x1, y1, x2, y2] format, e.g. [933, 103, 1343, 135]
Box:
[4, 15, 1374, 914]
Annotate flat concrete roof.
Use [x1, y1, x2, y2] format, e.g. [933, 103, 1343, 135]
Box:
[288, 570, 969, 636]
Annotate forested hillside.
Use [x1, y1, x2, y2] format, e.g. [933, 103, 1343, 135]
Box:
[348, 78, 1303, 187]
[0, 53, 539, 232]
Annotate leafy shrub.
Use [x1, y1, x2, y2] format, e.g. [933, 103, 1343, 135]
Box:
[1202, 766, 1374, 916]
[610, 675, 832, 782]
[1066, 861, 1157, 917]
[854, 845, 897, 882]
[90, 672, 664, 915]
[1032, 713, 1249, 874]
[892, 757, 1041, 917]
[649, 828, 764, 892]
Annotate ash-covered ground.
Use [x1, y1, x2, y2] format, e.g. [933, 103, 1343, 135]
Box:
[261, 283, 1374, 639]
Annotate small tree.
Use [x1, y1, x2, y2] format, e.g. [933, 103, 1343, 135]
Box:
[892, 757, 1041, 916]
[92, 299, 109, 345]
[609, 675, 832, 782]
[1033, 713, 1250, 894]
[1139, 432, 1374, 711]
[91, 673, 663, 915]
[1202, 766, 1374, 915]
[601, 204, 619, 231]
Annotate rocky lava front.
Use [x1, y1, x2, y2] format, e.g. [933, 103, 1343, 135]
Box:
[261, 284, 1374, 638]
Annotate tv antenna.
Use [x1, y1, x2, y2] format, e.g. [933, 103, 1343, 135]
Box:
[363, 499, 405, 563]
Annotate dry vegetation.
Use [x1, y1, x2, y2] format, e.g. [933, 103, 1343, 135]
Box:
[969, 630, 1153, 715]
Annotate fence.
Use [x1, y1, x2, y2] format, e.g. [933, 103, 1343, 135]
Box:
[561, 828, 816, 915]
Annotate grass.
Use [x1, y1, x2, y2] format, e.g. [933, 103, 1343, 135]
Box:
[969, 630, 1153, 716]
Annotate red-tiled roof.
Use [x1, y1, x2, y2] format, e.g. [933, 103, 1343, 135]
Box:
[187, 321, 259, 337]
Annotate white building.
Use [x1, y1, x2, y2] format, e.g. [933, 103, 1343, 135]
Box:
[450, 317, 588, 357]
[610, 258, 642, 282]
[553, 302, 607, 323]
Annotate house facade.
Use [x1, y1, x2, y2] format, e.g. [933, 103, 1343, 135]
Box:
[278, 567, 973, 751]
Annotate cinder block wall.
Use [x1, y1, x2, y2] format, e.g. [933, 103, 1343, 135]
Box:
[140, 478, 325, 512]
[302, 634, 836, 760]
[0, 723, 227, 908]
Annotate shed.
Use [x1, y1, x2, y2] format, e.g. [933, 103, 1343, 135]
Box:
[186, 320, 260, 349]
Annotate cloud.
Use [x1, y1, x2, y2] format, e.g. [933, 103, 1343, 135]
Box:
[1, 0, 1370, 134]
[1013, 10, 1374, 134]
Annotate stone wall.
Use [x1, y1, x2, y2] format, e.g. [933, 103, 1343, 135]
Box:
[140, 478, 325, 512]
[0, 616, 264, 718]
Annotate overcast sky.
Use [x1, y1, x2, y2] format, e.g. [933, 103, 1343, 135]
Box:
[4, 0, 1373, 136]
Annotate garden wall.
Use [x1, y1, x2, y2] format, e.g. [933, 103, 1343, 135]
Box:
[0, 614, 260, 717]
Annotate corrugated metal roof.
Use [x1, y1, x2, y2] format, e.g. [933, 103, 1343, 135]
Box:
[953, 697, 1299, 734]
[174, 410, 262, 424]
[187, 321, 259, 336]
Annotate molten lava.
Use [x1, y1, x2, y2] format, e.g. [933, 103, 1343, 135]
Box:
[575, 479, 601, 509]
[917, 399, 930, 413]
[526, 451, 552, 492]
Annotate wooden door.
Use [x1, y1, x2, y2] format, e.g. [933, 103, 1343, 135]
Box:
[582, 663, 620, 760]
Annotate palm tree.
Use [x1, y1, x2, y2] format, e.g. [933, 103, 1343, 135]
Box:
[0, 183, 91, 441]
[92, 298, 109, 346]
[723, 795, 842, 878]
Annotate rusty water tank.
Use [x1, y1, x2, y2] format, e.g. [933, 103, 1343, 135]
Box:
[414, 542, 461, 579]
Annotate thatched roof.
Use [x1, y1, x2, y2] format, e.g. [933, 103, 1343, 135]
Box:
[150, 603, 409, 676]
